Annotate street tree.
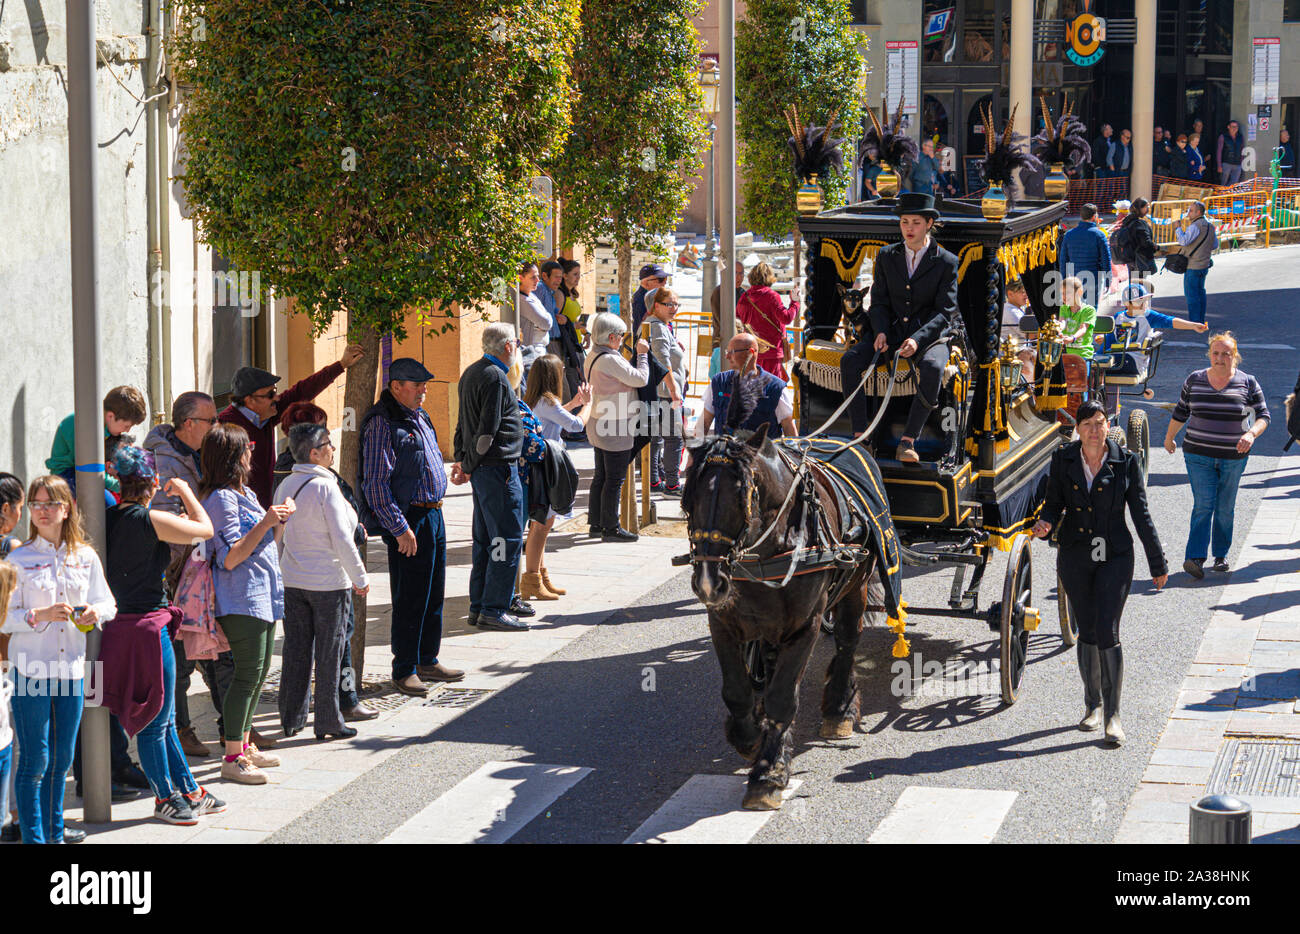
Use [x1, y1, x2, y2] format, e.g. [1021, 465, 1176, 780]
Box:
[174, 0, 579, 670]
[737, 0, 864, 241]
[554, 0, 707, 327]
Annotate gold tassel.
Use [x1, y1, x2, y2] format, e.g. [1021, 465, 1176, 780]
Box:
[891, 633, 911, 658]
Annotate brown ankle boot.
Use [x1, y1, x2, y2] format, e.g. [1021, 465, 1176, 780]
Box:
[520, 571, 560, 601]
[178, 725, 212, 758]
[540, 567, 565, 596]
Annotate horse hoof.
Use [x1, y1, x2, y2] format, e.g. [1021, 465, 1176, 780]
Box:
[819, 716, 856, 740]
[741, 785, 785, 811]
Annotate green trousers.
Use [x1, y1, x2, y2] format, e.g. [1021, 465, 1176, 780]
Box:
[218, 614, 276, 743]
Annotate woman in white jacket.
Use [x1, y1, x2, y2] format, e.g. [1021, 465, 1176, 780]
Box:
[274, 423, 369, 741]
[1, 476, 116, 844]
[584, 312, 650, 542]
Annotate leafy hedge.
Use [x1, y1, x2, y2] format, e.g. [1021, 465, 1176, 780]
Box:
[736, 0, 864, 240]
[554, 0, 706, 323]
[174, 0, 580, 340]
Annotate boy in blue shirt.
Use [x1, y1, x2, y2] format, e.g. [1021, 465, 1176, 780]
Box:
[1102, 283, 1207, 380]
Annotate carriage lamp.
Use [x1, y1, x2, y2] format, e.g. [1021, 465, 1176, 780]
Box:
[998, 336, 1022, 390]
[1036, 316, 1066, 369]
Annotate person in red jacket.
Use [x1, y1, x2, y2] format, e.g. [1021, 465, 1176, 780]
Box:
[218, 345, 365, 507]
[736, 261, 799, 380]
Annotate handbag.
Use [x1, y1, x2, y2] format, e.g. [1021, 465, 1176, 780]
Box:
[1163, 221, 1210, 275]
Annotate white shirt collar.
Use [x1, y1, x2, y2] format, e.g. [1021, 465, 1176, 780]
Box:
[904, 237, 931, 260]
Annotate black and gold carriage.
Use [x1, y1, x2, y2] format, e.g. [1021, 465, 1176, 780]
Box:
[793, 196, 1076, 704]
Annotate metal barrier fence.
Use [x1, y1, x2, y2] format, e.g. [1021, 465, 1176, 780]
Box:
[1203, 189, 1271, 245]
[671, 301, 807, 402]
[1144, 185, 1300, 254]
[1148, 199, 1202, 248]
[1268, 187, 1300, 235]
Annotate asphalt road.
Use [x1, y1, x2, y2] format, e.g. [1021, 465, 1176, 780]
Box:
[270, 244, 1298, 844]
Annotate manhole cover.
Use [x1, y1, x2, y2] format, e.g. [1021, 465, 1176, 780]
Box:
[422, 687, 493, 709]
[357, 681, 419, 712]
[1206, 738, 1300, 797]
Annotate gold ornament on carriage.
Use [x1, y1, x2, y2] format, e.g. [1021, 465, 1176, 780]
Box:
[997, 336, 1023, 391]
[1036, 315, 1067, 369]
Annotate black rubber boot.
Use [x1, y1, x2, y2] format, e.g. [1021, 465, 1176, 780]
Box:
[1076, 642, 1103, 731]
[1099, 643, 1125, 746]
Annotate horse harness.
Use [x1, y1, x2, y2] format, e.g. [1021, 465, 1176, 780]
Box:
[687, 441, 881, 605]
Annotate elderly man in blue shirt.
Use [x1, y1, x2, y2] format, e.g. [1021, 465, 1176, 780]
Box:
[358, 358, 463, 697]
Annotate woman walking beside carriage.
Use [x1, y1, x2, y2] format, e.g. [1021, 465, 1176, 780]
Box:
[1163, 333, 1269, 578]
[1034, 400, 1168, 746]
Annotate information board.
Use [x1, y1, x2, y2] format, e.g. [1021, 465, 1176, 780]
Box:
[885, 40, 919, 115]
[1252, 38, 1280, 106]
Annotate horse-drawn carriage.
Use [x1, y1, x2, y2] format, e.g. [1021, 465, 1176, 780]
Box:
[793, 195, 1078, 705]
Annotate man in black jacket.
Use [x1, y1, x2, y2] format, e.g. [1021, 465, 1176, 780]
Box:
[451, 323, 529, 631]
[839, 192, 959, 463]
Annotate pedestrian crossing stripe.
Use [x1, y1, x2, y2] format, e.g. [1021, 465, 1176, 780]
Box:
[868, 785, 1018, 844]
[624, 775, 802, 844]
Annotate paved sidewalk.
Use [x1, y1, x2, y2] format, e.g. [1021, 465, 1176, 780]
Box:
[1116, 460, 1300, 844]
[70, 444, 691, 843]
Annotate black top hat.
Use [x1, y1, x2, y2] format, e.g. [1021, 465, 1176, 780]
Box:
[894, 192, 940, 219]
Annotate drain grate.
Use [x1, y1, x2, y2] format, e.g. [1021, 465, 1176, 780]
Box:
[1206, 738, 1300, 797]
[422, 687, 493, 709]
[357, 682, 420, 712]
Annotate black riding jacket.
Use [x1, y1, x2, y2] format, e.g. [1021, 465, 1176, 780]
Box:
[1040, 439, 1167, 578]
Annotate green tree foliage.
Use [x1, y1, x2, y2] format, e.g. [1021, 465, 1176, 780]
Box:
[737, 0, 864, 240]
[175, 0, 579, 340]
[554, 0, 707, 324]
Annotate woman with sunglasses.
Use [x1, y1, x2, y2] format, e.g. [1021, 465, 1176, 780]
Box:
[645, 287, 688, 494]
[2, 476, 116, 843]
[275, 423, 369, 741]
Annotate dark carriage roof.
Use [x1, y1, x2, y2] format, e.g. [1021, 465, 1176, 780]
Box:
[798, 196, 1068, 245]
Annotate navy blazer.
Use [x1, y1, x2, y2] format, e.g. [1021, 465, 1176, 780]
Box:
[1041, 440, 1167, 578]
[865, 239, 960, 352]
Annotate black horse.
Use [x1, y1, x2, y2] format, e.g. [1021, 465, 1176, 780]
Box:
[680, 423, 899, 810]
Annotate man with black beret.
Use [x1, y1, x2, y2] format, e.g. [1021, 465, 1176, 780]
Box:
[357, 357, 464, 696]
[218, 344, 364, 506]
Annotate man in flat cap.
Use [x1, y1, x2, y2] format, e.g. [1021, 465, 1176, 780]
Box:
[219, 344, 365, 506]
[357, 357, 463, 696]
[631, 262, 670, 337]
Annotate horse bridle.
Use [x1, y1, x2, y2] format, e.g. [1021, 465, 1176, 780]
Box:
[686, 440, 809, 571]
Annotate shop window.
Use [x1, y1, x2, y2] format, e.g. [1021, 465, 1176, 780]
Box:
[1286, 0, 1300, 23]
[962, 0, 997, 63]
[923, 1, 957, 63]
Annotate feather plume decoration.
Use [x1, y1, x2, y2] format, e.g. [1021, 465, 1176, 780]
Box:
[1030, 94, 1091, 168]
[981, 103, 1043, 199]
[859, 94, 918, 174]
[786, 111, 845, 181]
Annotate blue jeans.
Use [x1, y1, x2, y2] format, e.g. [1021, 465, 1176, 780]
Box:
[0, 744, 10, 823]
[12, 675, 83, 844]
[469, 463, 523, 618]
[1184, 452, 1249, 561]
[136, 628, 199, 801]
[1183, 267, 1209, 324]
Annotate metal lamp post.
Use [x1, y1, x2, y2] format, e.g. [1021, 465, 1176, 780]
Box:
[700, 61, 721, 317]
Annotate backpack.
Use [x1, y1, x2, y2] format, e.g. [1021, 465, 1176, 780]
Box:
[1109, 221, 1135, 265]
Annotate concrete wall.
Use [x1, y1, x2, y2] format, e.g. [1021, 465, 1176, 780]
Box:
[0, 0, 153, 485]
[1233, 0, 1300, 178]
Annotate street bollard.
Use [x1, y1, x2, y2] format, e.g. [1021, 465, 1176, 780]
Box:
[1189, 794, 1252, 844]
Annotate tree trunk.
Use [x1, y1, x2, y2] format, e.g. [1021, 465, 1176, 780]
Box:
[617, 238, 633, 329]
[341, 326, 382, 682]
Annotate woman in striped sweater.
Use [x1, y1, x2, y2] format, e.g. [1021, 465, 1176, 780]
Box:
[1164, 333, 1270, 578]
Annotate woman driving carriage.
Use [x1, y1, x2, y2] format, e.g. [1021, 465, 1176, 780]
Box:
[838, 192, 959, 464]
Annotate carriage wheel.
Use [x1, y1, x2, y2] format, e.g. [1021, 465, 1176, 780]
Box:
[1127, 408, 1150, 481]
[999, 534, 1035, 705]
[1106, 425, 1126, 448]
[1057, 573, 1079, 645]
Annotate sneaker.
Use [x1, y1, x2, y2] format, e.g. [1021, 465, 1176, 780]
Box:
[243, 744, 280, 769]
[1212, 558, 1230, 573]
[220, 755, 267, 785]
[1183, 558, 1206, 579]
[662, 483, 682, 497]
[154, 791, 200, 826]
[185, 786, 227, 816]
[650, 480, 663, 492]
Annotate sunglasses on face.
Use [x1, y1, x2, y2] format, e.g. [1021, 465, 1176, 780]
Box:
[724, 349, 754, 357]
[29, 501, 64, 512]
